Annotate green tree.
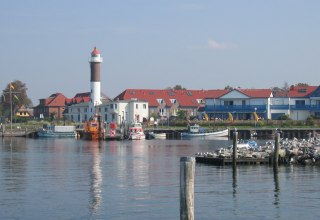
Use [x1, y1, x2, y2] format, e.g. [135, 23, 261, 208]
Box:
[0, 80, 32, 118]
[224, 85, 233, 90]
[177, 110, 188, 120]
[295, 82, 309, 87]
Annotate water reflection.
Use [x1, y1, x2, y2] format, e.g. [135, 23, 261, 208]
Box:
[1, 138, 27, 192]
[88, 141, 103, 214]
[232, 168, 237, 196]
[273, 165, 280, 206]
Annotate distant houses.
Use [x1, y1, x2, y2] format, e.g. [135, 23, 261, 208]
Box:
[32, 85, 320, 124]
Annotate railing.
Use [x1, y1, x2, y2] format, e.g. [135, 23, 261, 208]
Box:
[270, 105, 320, 110]
[205, 105, 266, 112]
[206, 104, 320, 112]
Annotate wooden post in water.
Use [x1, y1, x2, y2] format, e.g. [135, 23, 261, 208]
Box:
[273, 132, 280, 166]
[180, 157, 195, 220]
[232, 129, 238, 169]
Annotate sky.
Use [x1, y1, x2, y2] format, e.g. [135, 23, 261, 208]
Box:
[1, 0, 320, 105]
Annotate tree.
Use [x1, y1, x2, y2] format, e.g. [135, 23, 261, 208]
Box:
[166, 85, 186, 90]
[224, 85, 233, 91]
[295, 82, 309, 87]
[177, 110, 188, 120]
[0, 80, 32, 118]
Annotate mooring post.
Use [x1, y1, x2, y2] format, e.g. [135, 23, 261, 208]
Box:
[232, 129, 238, 169]
[274, 131, 280, 166]
[180, 157, 195, 220]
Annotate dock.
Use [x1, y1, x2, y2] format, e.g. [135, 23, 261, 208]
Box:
[196, 156, 270, 166]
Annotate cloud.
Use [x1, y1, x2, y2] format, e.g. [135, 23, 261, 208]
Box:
[187, 39, 238, 51]
[208, 39, 237, 50]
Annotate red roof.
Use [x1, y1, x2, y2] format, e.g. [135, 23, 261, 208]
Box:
[233, 89, 273, 98]
[114, 89, 229, 107]
[45, 93, 68, 106]
[91, 47, 100, 56]
[287, 86, 317, 97]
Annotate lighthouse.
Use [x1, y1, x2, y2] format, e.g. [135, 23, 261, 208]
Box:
[89, 47, 103, 114]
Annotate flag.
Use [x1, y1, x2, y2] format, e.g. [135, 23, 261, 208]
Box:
[204, 113, 209, 121]
[253, 112, 259, 122]
[14, 95, 19, 101]
[228, 112, 233, 122]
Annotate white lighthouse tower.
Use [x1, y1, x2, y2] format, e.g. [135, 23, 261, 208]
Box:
[89, 47, 103, 114]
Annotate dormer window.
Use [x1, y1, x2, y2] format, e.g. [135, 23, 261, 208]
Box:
[196, 99, 203, 104]
[170, 99, 177, 104]
[157, 99, 164, 104]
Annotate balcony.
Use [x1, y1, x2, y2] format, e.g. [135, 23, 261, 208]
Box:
[270, 105, 320, 111]
[205, 105, 266, 112]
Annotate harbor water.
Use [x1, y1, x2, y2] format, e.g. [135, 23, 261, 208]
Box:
[1, 137, 320, 219]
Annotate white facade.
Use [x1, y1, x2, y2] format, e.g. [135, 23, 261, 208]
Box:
[65, 99, 148, 125]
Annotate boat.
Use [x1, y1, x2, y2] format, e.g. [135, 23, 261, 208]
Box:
[37, 125, 76, 138]
[148, 132, 166, 139]
[105, 122, 123, 140]
[128, 122, 145, 140]
[83, 114, 105, 140]
[180, 124, 228, 137]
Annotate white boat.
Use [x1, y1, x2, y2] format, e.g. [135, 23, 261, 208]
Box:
[37, 125, 76, 138]
[149, 132, 166, 139]
[181, 124, 228, 137]
[128, 122, 146, 140]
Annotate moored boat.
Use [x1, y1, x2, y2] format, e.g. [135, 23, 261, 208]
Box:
[37, 125, 76, 138]
[181, 124, 228, 137]
[83, 114, 105, 140]
[128, 122, 145, 140]
[105, 122, 123, 140]
[149, 132, 166, 139]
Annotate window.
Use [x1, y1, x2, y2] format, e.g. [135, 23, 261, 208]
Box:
[115, 104, 117, 109]
[295, 100, 305, 106]
[224, 101, 234, 106]
[242, 100, 246, 106]
[143, 104, 147, 109]
[170, 99, 176, 104]
[84, 108, 87, 112]
[187, 91, 192, 96]
[110, 104, 114, 109]
[136, 104, 138, 109]
[105, 108, 108, 112]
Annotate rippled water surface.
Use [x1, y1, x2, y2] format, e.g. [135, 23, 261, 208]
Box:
[1, 137, 320, 219]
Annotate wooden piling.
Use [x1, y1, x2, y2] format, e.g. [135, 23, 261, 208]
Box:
[180, 157, 195, 220]
[273, 132, 280, 166]
[232, 129, 238, 169]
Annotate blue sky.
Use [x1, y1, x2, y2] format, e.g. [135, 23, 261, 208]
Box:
[1, 0, 320, 105]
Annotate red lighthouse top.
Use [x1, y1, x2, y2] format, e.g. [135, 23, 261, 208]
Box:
[91, 47, 100, 56]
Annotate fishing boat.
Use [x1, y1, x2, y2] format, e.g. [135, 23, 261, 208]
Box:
[181, 124, 228, 137]
[37, 125, 76, 138]
[128, 122, 145, 140]
[83, 114, 105, 140]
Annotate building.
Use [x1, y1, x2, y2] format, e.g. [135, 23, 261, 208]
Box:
[271, 86, 320, 120]
[65, 99, 148, 125]
[15, 105, 33, 118]
[114, 89, 228, 119]
[205, 88, 273, 120]
[33, 93, 69, 119]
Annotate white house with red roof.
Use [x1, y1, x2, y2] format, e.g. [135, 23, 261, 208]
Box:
[205, 88, 273, 120]
[114, 89, 228, 119]
[271, 86, 320, 120]
[65, 99, 148, 124]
